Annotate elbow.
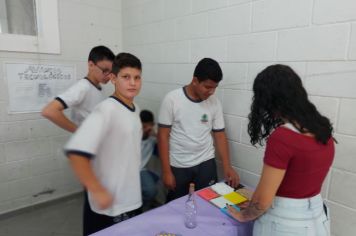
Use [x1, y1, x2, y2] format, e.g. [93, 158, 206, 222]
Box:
[41, 107, 50, 119]
[252, 195, 273, 211]
[41, 107, 54, 120]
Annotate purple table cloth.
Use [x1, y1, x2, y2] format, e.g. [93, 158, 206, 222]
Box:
[92, 194, 254, 236]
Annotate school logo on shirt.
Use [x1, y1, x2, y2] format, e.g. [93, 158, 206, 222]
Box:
[201, 114, 208, 123]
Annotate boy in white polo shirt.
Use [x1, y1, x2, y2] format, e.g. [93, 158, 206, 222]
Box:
[158, 58, 240, 202]
[42, 45, 115, 132]
[65, 53, 143, 235]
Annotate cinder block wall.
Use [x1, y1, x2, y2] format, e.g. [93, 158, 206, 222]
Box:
[122, 0, 356, 235]
[0, 0, 122, 214]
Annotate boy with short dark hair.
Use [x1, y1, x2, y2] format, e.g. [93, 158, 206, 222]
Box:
[42, 45, 115, 132]
[65, 52, 143, 235]
[158, 58, 240, 202]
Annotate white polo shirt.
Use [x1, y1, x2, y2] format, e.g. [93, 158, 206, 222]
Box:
[56, 78, 104, 125]
[140, 136, 156, 170]
[65, 96, 142, 216]
[158, 87, 225, 168]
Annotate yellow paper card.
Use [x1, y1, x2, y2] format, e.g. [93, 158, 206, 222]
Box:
[223, 192, 247, 204]
[210, 196, 234, 208]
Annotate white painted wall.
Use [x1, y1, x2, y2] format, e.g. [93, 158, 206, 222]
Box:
[122, 0, 356, 235]
[0, 0, 122, 214]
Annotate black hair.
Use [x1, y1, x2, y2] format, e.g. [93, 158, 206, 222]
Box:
[248, 64, 334, 145]
[111, 52, 142, 75]
[193, 58, 223, 83]
[88, 46, 115, 63]
[140, 110, 154, 123]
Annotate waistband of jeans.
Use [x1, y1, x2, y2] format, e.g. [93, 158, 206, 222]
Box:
[272, 194, 323, 208]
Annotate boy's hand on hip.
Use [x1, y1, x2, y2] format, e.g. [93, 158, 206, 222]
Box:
[163, 171, 176, 190]
[92, 187, 113, 210]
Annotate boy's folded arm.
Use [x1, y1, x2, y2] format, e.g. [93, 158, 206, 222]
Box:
[41, 99, 77, 133]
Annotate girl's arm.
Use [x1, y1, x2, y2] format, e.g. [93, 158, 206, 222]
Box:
[227, 164, 286, 222]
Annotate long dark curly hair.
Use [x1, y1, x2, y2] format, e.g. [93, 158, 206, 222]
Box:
[248, 64, 334, 146]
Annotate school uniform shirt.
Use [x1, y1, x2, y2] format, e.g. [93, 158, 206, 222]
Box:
[158, 87, 225, 168]
[140, 136, 156, 170]
[56, 77, 104, 125]
[65, 96, 142, 216]
[264, 124, 335, 198]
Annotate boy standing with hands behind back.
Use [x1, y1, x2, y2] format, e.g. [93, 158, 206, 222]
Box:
[65, 53, 143, 235]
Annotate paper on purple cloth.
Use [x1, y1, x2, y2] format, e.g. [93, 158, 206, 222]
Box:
[210, 196, 234, 208]
[91, 194, 254, 236]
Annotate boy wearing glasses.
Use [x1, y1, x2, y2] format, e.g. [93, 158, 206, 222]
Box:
[42, 45, 115, 132]
[65, 53, 143, 235]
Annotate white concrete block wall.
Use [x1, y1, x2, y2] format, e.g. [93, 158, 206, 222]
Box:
[228, 32, 277, 62]
[220, 63, 247, 89]
[176, 13, 208, 40]
[122, 0, 356, 234]
[277, 24, 350, 61]
[208, 5, 250, 37]
[338, 99, 356, 135]
[350, 23, 356, 60]
[313, 0, 356, 24]
[252, 0, 311, 32]
[191, 37, 227, 62]
[0, 0, 122, 214]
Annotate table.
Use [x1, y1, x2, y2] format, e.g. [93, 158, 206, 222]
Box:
[92, 193, 254, 236]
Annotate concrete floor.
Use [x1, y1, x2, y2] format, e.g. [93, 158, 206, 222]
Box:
[0, 195, 83, 236]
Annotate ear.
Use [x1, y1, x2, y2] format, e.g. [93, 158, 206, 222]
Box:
[110, 74, 117, 84]
[192, 77, 199, 85]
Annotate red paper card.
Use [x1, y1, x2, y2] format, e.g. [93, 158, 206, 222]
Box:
[197, 188, 219, 200]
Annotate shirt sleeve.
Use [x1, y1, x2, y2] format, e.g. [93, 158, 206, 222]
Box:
[158, 93, 174, 127]
[264, 135, 293, 169]
[57, 81, 87, 108]
[64, 104, 109, 158]
[212, 98, 225, 132]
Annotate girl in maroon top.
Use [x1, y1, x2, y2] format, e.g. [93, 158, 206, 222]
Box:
[228, 64, 334, 236]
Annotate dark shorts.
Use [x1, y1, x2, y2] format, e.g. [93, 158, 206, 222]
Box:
[83, 192, 141, 236]
[166, 158, 218, 202]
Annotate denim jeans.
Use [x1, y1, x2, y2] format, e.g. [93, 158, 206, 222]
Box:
[253, 194, 330, 236]
[140, 170, 159, 204]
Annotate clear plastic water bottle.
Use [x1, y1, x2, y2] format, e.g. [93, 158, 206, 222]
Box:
[184, 183, 197, 229]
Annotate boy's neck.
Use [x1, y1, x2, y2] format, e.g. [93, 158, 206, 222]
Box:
[112, 92, 134, 108]
[86, 74, 100, 86]
[185, 84, 199, 100]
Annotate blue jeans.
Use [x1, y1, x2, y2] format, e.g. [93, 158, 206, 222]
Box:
[253, 194, 330, 236]
[140, 170, 159, 204]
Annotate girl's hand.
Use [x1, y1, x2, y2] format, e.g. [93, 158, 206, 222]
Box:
[227, 204, 243, 221]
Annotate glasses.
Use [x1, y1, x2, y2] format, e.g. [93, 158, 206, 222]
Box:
[94, 63, 111, 75]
